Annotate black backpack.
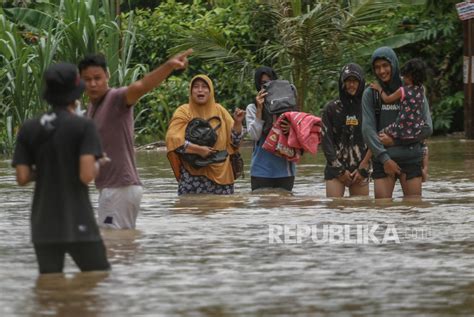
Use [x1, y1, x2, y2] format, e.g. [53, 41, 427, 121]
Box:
[185, 116, 221, 147]
[263, 80, 297, 114]
[180, 116, 228, 168]
[372, 89, 382, 131]
[261, 80, 298, 135]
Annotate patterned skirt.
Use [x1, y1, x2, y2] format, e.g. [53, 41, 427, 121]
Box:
[177, 130, 242, 195]
[178, 166, 234, 195]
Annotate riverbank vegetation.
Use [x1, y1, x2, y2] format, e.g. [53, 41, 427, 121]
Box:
[0, 0, 463, 155]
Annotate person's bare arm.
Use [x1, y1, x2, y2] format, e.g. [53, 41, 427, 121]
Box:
[125, 49, 193, 106]
[185, 143, 216, 158]
[15, 165, 34, 186]
[79, 154, 98, 185]
[380, 88, 402, 104]
[359, 149, 372, 170]
[232, 108, 246, 134]
[255, 89, 267, 120]
[369, 82, 402, 104]
[80, 153, 111, 185]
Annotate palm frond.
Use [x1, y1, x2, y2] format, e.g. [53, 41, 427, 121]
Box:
[171, 26, 257, 90]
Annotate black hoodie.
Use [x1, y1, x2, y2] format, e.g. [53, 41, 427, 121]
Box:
[321, 63, 367, 176]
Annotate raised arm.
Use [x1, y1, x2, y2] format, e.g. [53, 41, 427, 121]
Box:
[245, 103, 263, 140]
[126, 49, 193, 106]
[232, 108, 245, 135]
[381, 88, 402, 104]
[245, 89, 267, 140]
[370, 82, 401, 104]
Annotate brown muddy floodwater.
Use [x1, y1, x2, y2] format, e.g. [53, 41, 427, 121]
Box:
[1, 137, 474, 316]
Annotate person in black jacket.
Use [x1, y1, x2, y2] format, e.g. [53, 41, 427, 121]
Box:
[321, 63, 371, 197]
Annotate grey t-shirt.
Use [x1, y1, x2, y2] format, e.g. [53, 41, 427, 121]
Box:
[87, 87, 142, 189]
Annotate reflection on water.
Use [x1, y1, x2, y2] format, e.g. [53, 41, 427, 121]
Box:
[1, 137, 474, 316]
[172, 194, 250, 214]
[33, 272, 108, 317]
[103, 229, 142, 266]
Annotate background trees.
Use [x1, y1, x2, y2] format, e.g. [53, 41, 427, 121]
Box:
[0, 0, 145, 154]
[0, 0, 464, 154]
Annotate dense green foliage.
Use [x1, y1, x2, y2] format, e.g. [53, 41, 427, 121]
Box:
[360, 0, 464, 134]
[130, 0, 263, 140]
[0, 0, 145, 155]
[0, 0, 466, 154]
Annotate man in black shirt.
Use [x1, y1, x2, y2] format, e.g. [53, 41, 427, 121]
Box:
[12, 63, 110, 274]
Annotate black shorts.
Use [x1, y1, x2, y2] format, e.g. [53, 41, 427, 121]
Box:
[372, 157, 422, 180]
[34, 240, 110, 274]
[324, 165, 356, 180]
[251, 176, 295, 192]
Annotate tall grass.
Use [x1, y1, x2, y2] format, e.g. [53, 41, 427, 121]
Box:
[0, 0, 144, 155]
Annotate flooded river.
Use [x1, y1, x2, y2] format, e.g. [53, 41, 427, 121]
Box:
[1, 137, 473, 316]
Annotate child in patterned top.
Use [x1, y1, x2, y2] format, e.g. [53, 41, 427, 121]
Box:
[370, 58, 427, 139]
[370, 58, 429, 182]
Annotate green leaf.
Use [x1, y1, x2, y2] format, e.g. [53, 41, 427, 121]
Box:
[355, 31, 428, 56]
[4, 6, 57, 32]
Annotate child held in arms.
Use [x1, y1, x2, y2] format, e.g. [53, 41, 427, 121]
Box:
[370, 58, 429, 181]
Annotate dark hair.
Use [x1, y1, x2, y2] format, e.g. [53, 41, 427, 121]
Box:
[254, 66, 278, 91]
[78, 53, 107, 73]
[400, 58, 426, 86]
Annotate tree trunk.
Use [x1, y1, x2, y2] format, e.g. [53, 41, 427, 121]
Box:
[463, 18, 474, 138]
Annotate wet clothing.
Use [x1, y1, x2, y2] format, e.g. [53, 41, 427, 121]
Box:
[250, 176, 295, 192]
[13, 108, 110, 273]
[176, 130, 242, 195]
[382, 85, 425, 139]
[166, 75, 242, 194]
[246, 66, 296, 191]
[12, 109, 103, 244]
[246, 104, 296, 175]
[361, 47, 433, 168]
[178, 166, 234, 195]
[263, 112, 321, 163]
[98, 185, 143, 228]
[86, 87, 141, 189]
[34, 241, 110, 274]
[372, 152, 422, 180]
[86, 87, 143, 229]
[322, 63, 368, 180]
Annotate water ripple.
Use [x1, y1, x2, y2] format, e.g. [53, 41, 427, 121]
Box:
[1, 138, 474, 316]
